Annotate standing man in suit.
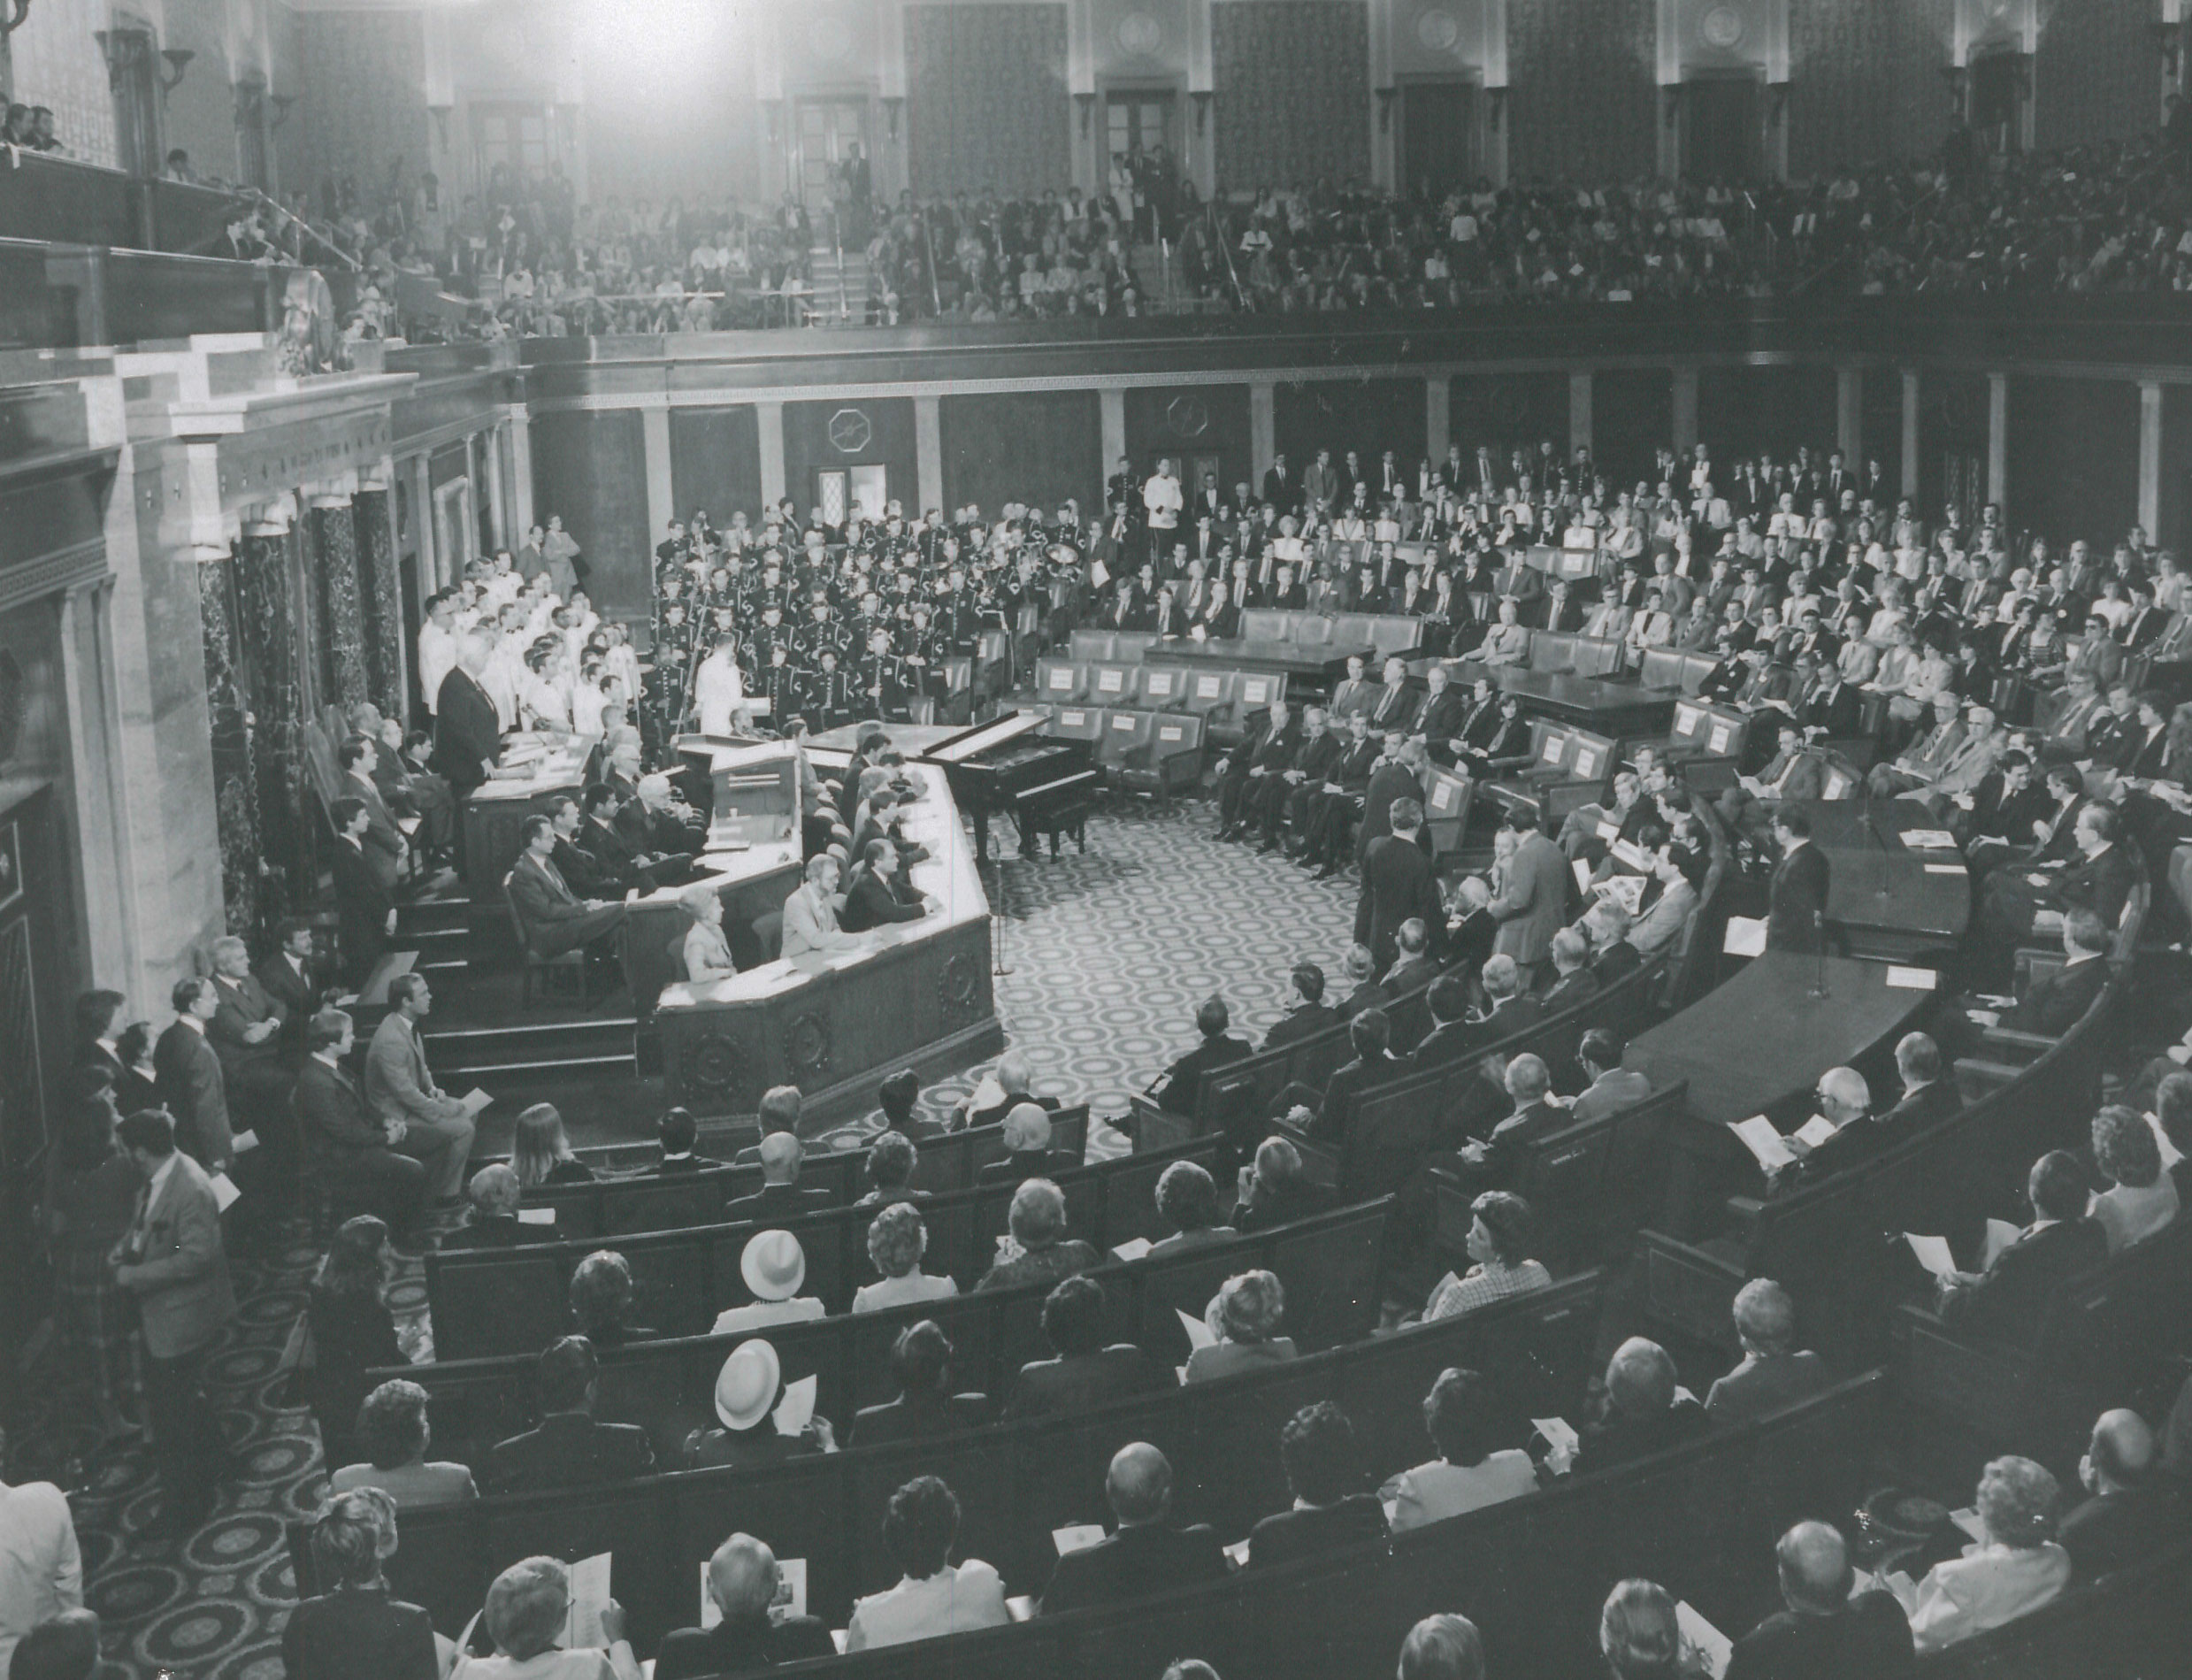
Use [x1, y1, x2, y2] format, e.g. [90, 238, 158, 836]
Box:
[507, 815, 627, 960]
[1040, 1442, 1228, 1615]
[430, 635, 504, 802]
[1767, 809, 1829, 953]
[1261, 453, 1297, 513]
[155, 978, 232, 1173]
[112, 1108, 236, 1537]
[295, 1009, 426, 1237]
[338, 737, 406, 890]
[329, 798, 395, 986]
[1484, 812, 1569, 985]
[1356, 799, 1441, 975]
[1356, 736, 1428, 864]
[363, 974, 478, 1207]
[205, 935, 295, 1214]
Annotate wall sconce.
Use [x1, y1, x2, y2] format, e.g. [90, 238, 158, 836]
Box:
[1767, 80, 1789, 128]
[883, 96, 904, 141]
[0, 0, 32, 41]
[1376, 86, 1396, 134]
[1192, 90, 1211, 134]
[1937, 62, 1967, 111]
[428, 102, 452, 149]
[1662, 85, 1682, 129]
[2157, 19, 2185, 80]
[1075, 91, 1095, 137]
[1486, 86, 1506, 129]
[159, 47, 193, 92]
[270, 93, 297, 130]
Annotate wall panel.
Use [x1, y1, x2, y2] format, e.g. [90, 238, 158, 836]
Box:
[286, 10, 431, 214]
[1211, 2, 1371, 188]
[907, 4, 1072, 197]
[1787, 0, 1954, 178]
[1447, 372, 1567, 463]
[2005, 377, 2138, 553]
[2035, 0, 2156, 153]
[1273, 378, 1426, 483]
[939, 391, 1103, 519]
[783, 397, 917, 522]
[670, 407, 765, 532]
[1590, 369, 1673, 487]
[530, 410, 648, 620]
[1123, 384, 1253, 499]
[1697, 365, 1836, 461]
[1506, 0, 1653, 183]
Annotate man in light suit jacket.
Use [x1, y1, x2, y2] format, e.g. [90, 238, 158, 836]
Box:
[781, 853, 867, 958]
[155, 978, 233, 1171]
[1041, 1443, 1229, 1615]
[1485, 814, 1570, 981]
[295, 1009, 426, 1234]
[506, 814, 626, 959]
[363, 973, 477, 1204]
[113, 1108, 236, 1535]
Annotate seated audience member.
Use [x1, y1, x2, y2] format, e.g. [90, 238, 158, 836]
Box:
[1383, 1368, 1537, 1533]
[959, 1050, 1056, 1132]
[780, 853, 865, 958]
[328, 1379, 478, 1509]
[725, 1128, 835, 1221]
[1398, 1614, 1486, 1680]
[1538, 927, 1600, 1009]
[1449, 1055, 1568, 1190]
[1229, 1134, 1332, 1233]
[1704, 1279, 1832, 1427]
[678, 883, 737, 983]
[1337, 943, 1389, 1018]
[1150, 1161, 1237, 1254]
[2160, 1072, 2192, 1205]
[1631, 835, 1705, 955]
[1935, 1151, 2108, 1345]
[1185, 1270, 1298, 1384]
[839, 838, 936, 933]
[1761, 1066, 1874, 1193]
[440, 1164, 536, 1250]
[976, 1103, 1068, 1187]
[853, 1203, 959, 1313]
[1724, 1521, 1913, 1680]
[1041, 1442, 1228, 1615]
[1246, 1400, 1391, 1569]
[458, 1554, 641, 1680]
[1569, 1030, 1653, 1123]
[732, 1086, 808, 1163]
[1880, 1031, 1959, 1133]
[2002, 908, 2112, 1035]
[1005, 1276, 1177, 1417]
[510, 1104, 594, 1189]
[2088, 1103, 2179, 1254]
[1409, 975, 1475, 1070]
[855, 1130, 925, 1209]
[1422, 1191, 1552, 1322]
[7, 1609, 100, 1680]
[296, 1009, 427, 1237]
[1567, 1339, 1706, 1478]
[684, 1338, 837, 1469]
[1152, 997, 1253, 1116]
[569, 1251, 653, 1347]
[0, 1424, 80, 1678]
[711, 1231, 826, 1334]
[485, 1337, 655, 1493]
[1903, 1457, 2070, 1653]
[851, 1320, 989, 1447]
[281, 1489, 439, 1680]
[1290, 1008, 1404, 1143]
[307, 1216, 410, 1470]
[875, 1068, 931, 1139]
[1599, 1578, 1711, 1680]
[845, 1476, 1010, 1650]
[976, 1178, 1099, 1292]
[1583, 899, 1643, 984]
[654, 1534, 833, 1680]
[651, 1107, 710, 1174]
[1383, 917, 1441, 998]
[1261, 963, 1338, 1050]
[2059, 1408, 2187, 1581]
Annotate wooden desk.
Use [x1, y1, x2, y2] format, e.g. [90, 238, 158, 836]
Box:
[655, 762, 1001, 1123]
[1797, 799, 1973, 963]
[1446, 664, 1679, 737]
[619, 848, 803, 1018]
[457, 740, 593, 896]
[1141, 637, 1374, 689]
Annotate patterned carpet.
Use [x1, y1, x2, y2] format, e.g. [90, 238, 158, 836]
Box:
[16, 797, 1365, 1680]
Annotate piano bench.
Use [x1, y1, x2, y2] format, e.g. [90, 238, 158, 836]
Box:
[1016, 799, 1091, 859]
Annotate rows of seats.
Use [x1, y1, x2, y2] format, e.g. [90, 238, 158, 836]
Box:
[1038, 703, 1210, 799]
[1035, 656, 1284, 748]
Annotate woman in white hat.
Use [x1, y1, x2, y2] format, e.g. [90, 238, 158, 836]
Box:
[710, 1231, 825, 1336]
[682, 1339, 836, 1470]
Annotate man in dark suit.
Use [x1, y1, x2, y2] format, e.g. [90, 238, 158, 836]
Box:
[439, 1162, 534, 1249]
[1261, 454, 1298, 512]
[507, 814, 627, 960]
[1983, 909, 2111, 1039]
[1355, 798, 1440, 974]
[1724, 1521, 1915, 1680]
[485, 1336, 655, 1493]
[1245, 1401, 1391, 1569]
[2058, 1409, 2188, 1583]
[253, 918, 324, 1059]
[1583, 900, 1644, 986]
[847, 1320, 989, 1447]
[1702, 1280, 1834, 1429]
[330, 798, 395, 986]
[156, 977, 233, 1171]
[429, 636, 503, 799]
[338, 736, 407, 890]
[1381, 919, 1441, 1001]
[1565, 1338, 1708, 1478]
[1936, 1150, 2109, 1346]
[1215, 701, 1300, 842]
[839, 838, 934, 933]
[1448, 1053, 1567, 1188]
[1152, 997, 1253, 1116]
[1978, 802, 2135, 973]
[1004, 1276, 1177, 1419]
[1261, 963, 1339, 1051]
[1466, 955, 1547, 1059]
[1294, 1009, 1405, 1145]
[724, 1130, 836, 1222]
[655, 1534, 835, 1680]
[1537, 927, 1600, 1012]
[1408, 976, 1476, 1072]
[1767, 809, 1829, 953]
[295, 1009, 426, 1237]
[1042, 1442, 1229, 1615]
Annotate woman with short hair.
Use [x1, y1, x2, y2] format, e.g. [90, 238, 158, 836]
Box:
[451, 1553, 641, 1679]
[328, 1378, 478, 1508]
[1422, 1192, 1552, 1323]
[975, 1179, 1098, 1292]
[1184, 1270, 1298, 1384]
[282, 1488, 440, 1680]
[854, 1203, 960, 1313]
[307, 1216, 414, 1469]
[844, 1476, 1008, 1650]
[1383, 1368, 1537, 1531]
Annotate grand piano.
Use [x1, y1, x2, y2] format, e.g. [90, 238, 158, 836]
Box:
[924, 711, 1099, 862]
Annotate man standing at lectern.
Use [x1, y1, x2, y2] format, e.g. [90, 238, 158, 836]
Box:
[1767, 809, 1829, 953]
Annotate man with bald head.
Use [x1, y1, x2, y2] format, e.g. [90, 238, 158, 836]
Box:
[1039, 1442, 1228, 1615]
[1724, 1521, 1913, 1680]
[2059, 1408, 2188, 1580]
[977, 1102, 1069, 1188]
[725, 1128, 835, 1221]
[655, 1532, 834, 1678]
[1704, 1279, 1831, 1427]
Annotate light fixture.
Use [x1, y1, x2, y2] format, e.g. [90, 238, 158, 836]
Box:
[1376, 87, 1397, 134]
[270, 94, 297, 130]
[882, 96, 903, 142]
[160, 47, 193, 92]
[2156, 19, 2182, 80]
[1, 0, 33, 41]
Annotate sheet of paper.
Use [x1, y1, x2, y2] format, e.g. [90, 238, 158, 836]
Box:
[1904, 1232, 1957, 1277]
[231, 1130, 259, 1155]
[831, 1630, 848, 1654]
[1884, 966, 1937, 991]
[1723, 916, 1767, 957]
[774, 1557, 807, 1620]
[1004, 1595, 1038, 1623]
[773, 1373, 818, 1438]
[210, 1171, 241, 1212]
[1111, 1237, 1153, 1262]
[517, 1206, 557, 1225]
[1951, 1507, 1988, 1544]
[1222, 1538, 1250, 1568]
[1792, 1115, 1840, 1148]
[1609, 839, 1652, 872]
[1572, 859, 1593, 896]
[1900, 828, 1958, 849]
[1531, 1415, 1580, 1456]
[1053, 1524, 1107, 1556]
[1176, 1307, 1217, 1350]
[1675, 1602, 1733, 1680]
[1707, 722, 1734, 755]
[1966, 1009, 2001, 1029]
[458, 1087, 494, 1116]
[1923, 862, 1966, 876]
[564, 1552, 611, 1648]
[1728, 1116, 1797, 1171]
[397, 815, 424, 836]
[1603, 874, 1647, 917]
[1984, 1218, 2022, 1269]
[1596, 818, 1622, 842]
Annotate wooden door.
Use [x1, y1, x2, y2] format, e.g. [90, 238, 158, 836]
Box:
[1399, 81, 1475, 199]
[796, 102, 867, 214]
[1682, 78, 1760, 181]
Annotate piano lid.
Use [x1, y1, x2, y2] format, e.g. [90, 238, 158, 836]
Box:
[923, 710, 1047, 765]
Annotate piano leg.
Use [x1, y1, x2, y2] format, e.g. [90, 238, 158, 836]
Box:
[972, 808, 993, 864]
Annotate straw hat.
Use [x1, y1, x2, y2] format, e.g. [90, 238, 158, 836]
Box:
[740, 1229, 807, 1300]
[712, 1339, 781, 1432]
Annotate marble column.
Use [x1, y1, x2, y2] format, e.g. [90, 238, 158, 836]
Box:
[1568, 372, 1594, 461]
[313, 499, 371, 710]
[1986, 372, 2009, 514]
[1672, 367, 1699, 453]
[1900, 369, 1920, 501]
[2140, 381, 2164, 541]
[234, 525, 310, 925]
[354, 488, 407, 721]
[1836, 365, 1862, 461]
[915, 395, 944, 513]
[1424, 376, 1450, 468]
[1250, 382, 1277, 480]
[200, 549, 268, 942]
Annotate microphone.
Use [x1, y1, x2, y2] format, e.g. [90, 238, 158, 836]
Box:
[1809, 909, 1830, 1000]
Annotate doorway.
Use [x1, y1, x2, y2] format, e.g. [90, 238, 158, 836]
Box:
[816, 466, 887, 528]
[435, 479, 474, 585]
[105, 25, 162, 179]
[1682, 77, 1760, 181]
[1970, 51, 2024, 155]
[471, 103, 555, 192]
[1399, 81, 1476, 200]
[796, 101, 868, 227]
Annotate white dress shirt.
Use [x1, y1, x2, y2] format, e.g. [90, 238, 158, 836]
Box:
[0, 1480, 83, 1676]
[845, 1560, 1008, 1651]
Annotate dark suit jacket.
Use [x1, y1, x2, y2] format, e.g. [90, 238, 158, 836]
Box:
[2052, 843, 2136, 927]
[1006, 1346, 1177, 1419]
[1538, 969, 1600, 1011]
[1592, 940, 1644, 986]
[254, 952, 321, 1048]
[155, 1021, 233, 1164]
[1409, 1018, 1476, 1071]
[1041, 1522, 1230, 1615]
[839, 867, 927, 932]
[485, 1410, 655, 1493]
[440, 1215, 535, 1250]
[1262, 1001, 1340, 1051]
[1246, 1494, 1391, 1570]
[724, 1181, 836, 1223]
[1767, 840, 1830, 952]
[1939, 1216, 2109, 1346]
[281, 1587, 440, 1680]
[1303, 1051, 1407, 1142]
[2006, 956, 2109, 1035]
[296, 1056, 385, 1155]
[1153, 1034, 1253, 1116]
[976, 1149, 1071, 1190]
[1356, 762, 1424, 860]
[2058, 1486, 2189, 1582]
[1724, 1592, 1915, 1680]
[1355, 832, 1441, 971]
[332, 837, 392, 982]
[655, 1615, 836, 1680]
[1569, 1397, 1708, 1477]
[849, 1388, 989, 1448]
[507, 851, 616, 958]
[430, 666, 502, 794]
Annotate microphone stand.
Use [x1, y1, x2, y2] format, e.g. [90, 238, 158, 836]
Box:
[1809, 909, 1830, 1000]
